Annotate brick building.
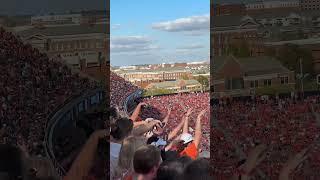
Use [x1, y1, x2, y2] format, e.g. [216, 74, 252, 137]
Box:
[117, 70, 192, 88]
[146, 80, 202, 93]
[212, 56, 295, 97]
[212, 10, 320, 57]
[16, 23, 108, 81]
[212, 15, 264, 57]
[212, 3, 246, 16]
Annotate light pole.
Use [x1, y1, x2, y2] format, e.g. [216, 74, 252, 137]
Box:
[300, 58, 303, 97]
[297, 58, 309, 99]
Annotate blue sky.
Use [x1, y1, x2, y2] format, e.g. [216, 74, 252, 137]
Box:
[111, 0, 209, 66]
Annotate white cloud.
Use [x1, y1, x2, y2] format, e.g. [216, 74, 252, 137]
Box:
[111, 24, 121, 30]
[177, 44, 204, 50]
[111, 36, 159, 53]
[152, 14, 209, 33]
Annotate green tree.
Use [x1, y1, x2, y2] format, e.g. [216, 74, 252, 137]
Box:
[276, 44, 313, 76]
[195, 76, 209, 88]
[181, 74, 190, 80]
[143, 88, 174, 97]
[227, 40, 250, 58]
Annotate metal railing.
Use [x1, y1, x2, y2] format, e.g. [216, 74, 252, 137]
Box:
[124, 89, 143, 115]
[44, 88, 105, 177]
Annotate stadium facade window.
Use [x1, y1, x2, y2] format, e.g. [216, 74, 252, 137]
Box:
[264, 79, 272, 86]
[90, 95, 98, 105]
[280, 76, 289, 84]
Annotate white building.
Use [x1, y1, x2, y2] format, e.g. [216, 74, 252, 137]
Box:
[15, 24, 108, 70]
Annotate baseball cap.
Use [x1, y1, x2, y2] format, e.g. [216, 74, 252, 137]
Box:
[180, 133, 193, 144]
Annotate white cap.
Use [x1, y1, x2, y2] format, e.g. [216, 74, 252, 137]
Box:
[180, 133, 193, 144]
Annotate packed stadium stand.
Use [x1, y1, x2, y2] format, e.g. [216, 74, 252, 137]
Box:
[0, 27, 107, 179]
[212, 94, 320, 179]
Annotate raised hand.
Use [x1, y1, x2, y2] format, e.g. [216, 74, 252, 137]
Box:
[241, 144, 267, 174]
[145, 131, 154, 139]
[283, 148, 309, 172]
[186, 108, 193, 117]
[149, 119, 162, 125]
[139, 102, 147, 107]
[92, 129, 109, 139]
[153, 125, 164, 135]
[197, 109, 207, 118]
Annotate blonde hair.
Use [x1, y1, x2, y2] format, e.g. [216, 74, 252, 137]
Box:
[114, 136, 145, 178]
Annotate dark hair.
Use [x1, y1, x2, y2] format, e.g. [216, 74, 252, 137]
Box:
[177, 156, 193, 168]
[109, 107, 118, 118]
[110, 117, 133, 140]
[174, 140, 187, 153]
[162, 151, 179, 162]
[133, 145, 161, 174]
[146, 135, 159, 145]
[182, 158, 211, 180]
[156, 161, 183, 180]
[0, 144, 24, 178]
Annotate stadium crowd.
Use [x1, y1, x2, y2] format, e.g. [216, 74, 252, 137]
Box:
[109, 72, 313, 180]
[110, 99, 211, 180]
[0, 27, 106, 180]
[213, 95, 320, 179]
[139, 93, 210, 152]
[110, 72, 139, 110]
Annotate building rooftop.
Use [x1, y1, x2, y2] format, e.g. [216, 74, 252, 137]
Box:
[148, 79, 201, 89]
[264, 37, 320, 45]
[213, 10, 320, 28]
[16, 24, 107, 37]
[116, 67, 190, 74]
[213, 56, 291, 77]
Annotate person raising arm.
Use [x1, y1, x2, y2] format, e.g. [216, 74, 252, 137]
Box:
[167, 108, 193, 141]
[64, 129, 107, 180]
[130, 102, 147, 122]
[279, 147, 309, 180]
[193, 109, 207, 149]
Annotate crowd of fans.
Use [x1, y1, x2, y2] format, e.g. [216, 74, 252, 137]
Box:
[213, 95, 320, 179]
[110, 100, 211, 180]
[109, 72, 213, 179]
[110, 72, 139, 110]
[109, 71, 320, 179]
[139, 93, 210, 152]
[0, 27, 106, 180]
[3, 23, 320, 179]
